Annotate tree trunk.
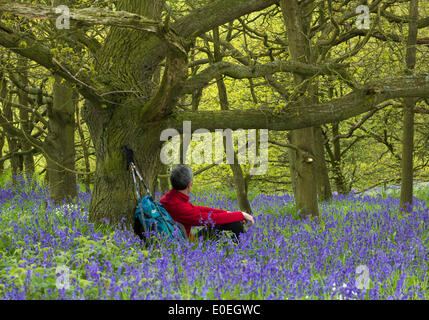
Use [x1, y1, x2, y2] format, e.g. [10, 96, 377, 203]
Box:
[86, 109, 163, 226]
[17, 57, 35, 178]
[213, 26, 252, 214]
[229, 152, 252, 214]
[44, 75, 77, 203]
[0, 74, 7, 175]
[331, 123, 348, 195]
[76, 98, 92, 191]
[87, 0, 166, 226]
[0, 132, 4, 174]
[2, 100, 21, 183]
[280, 0, 319, 217]
[400, 0, 418, 211]
[288, 128, 319, 216]
[314, 126, 332, 201]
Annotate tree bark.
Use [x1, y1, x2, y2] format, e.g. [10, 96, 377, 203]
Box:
[0, 74, 6, 174]
[86, 0, 167, 226]
[17, 57, 35, 178]
[44, 75, 77, 203]
[0, 77, 21, 183]
[280, 0, 319, 217]
[76, 98, 92, 191]
[400, 0, 418, 211]
[314, 126, 332, 201]
[310, 77, 332, 201]
[85, 109, 164, 225]
[330, 123, 348, 195]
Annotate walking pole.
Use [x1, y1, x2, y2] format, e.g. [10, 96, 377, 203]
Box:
[122, 146, 149, 240]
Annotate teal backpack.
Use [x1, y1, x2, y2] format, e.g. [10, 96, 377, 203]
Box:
[135, 195, 187, 241]
[122, 146, 187, 242]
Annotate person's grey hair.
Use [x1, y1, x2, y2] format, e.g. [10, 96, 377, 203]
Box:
[170, 165, 193, 190]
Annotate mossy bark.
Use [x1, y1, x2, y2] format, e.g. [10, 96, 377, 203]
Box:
[85, 105, 164, 225]
[44, 75, 77, 203]
[87, 0, 167, 226]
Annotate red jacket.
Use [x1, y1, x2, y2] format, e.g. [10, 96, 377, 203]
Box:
[159, 188, 244, 238]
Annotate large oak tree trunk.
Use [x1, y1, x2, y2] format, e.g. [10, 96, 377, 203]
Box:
[85, 105, 163, 225]
[87, 0, 166, 226]
[1, 72, 21, 181]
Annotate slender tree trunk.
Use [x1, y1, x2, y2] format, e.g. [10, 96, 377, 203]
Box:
[44, 75, 77, 203]
[229, 153, 252, 213]
[76, 99, 92, 191]
[213, 26, 252, 214]
[314, 126, 332, 201]
[2, 101, 21, 182]
[331, 123, 348, 194]
[0, 132, 4, 174]
[280, 0, 319, 217]
[1, 72, 20, 180]
[0, 74, 7, 174]
[288, 127, 319, 215]
[400, 0, 418, 211]
[17, 57, 35, 178]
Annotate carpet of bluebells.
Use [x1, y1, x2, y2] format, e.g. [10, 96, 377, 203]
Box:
[1, 177, 429, 300]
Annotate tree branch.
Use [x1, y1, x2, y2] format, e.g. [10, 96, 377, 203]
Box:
[0, 2, 161, 34]
[183, 60, 349, 93]
[172, 0, 278, 38]
[164, 74, 429, 131]
[0, 21, 102, 104]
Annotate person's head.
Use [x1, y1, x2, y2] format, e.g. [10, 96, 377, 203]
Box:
[170, 164, 193, 193]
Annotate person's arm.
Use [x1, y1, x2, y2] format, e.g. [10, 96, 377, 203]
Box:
[195, 205, 227, 214]
[173, 202, 244, 227]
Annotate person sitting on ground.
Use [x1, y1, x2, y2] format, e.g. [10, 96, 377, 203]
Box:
[159, 164, 254, 242]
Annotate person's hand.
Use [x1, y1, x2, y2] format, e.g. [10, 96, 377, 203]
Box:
[241, 212, 255, 227]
